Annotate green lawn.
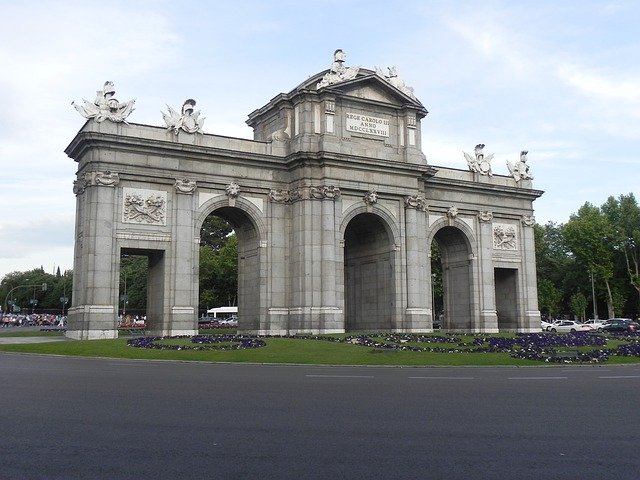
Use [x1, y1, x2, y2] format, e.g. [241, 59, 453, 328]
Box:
[1, 331, 639, 366]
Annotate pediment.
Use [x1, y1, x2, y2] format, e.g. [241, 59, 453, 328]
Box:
[297, 69, 426, 112]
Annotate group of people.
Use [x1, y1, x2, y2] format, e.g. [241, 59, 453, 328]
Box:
[1, 313, 66, 328]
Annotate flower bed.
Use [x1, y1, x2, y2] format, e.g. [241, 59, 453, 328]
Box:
[127, 331, 640, 363]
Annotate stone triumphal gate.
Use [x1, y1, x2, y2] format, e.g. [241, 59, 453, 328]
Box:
[66, 51, 542, 340]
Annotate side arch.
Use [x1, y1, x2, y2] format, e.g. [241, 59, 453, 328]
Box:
[428, 218, 479, 332]
[195, 195, 268, 333]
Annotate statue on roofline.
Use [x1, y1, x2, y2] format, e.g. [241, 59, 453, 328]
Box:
[162, 99, 205, 134]
[317, 49, 360, 89]
[72, 81, 135, 123]
[464, 144, 494, 176]
[375, 65, 416, 100]
[507, 150, 534, 183]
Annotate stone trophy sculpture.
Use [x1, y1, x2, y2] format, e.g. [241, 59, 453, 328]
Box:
[507, 150, 534, 183]
[464, 144, 494, 176]
[162, 99, 206, 134]
[72, 81, 135, 123]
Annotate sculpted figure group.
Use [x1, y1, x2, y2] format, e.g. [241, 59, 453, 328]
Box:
[464, 144, 534, 184]
[71, 61, 535, 186]
[72, 81, 135, 123]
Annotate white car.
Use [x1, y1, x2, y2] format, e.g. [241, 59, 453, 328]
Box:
[582, 319, 607, 332]
[541, 320, 553, 331]
[548, 320, 592, 333]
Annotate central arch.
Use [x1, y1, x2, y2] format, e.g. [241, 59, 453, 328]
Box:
[432, 226, 474, 331]
[197, 203, 264, 333]
[344, 213, 396, 331]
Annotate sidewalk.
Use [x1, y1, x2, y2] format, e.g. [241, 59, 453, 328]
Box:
[0, 325, 71, 344]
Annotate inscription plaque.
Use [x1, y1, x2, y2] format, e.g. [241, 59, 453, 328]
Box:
[346, 112, 389, 137]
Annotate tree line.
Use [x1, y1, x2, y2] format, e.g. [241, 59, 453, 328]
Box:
[2, 193, 638, 320]
[536, 193, 639, 320]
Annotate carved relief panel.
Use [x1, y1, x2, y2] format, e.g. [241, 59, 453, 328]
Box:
[122, 188, 167, 226]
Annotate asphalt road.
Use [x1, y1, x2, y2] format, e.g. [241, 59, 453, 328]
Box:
[1, 354, 639, 479]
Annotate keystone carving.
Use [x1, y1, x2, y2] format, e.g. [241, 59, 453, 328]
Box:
[269, 189, 291, 203]
[363, 190, 378, 206]
[478, 211, 493, 223]
[521, 215, 536, 227]
[174, 179, 197, 194]
[404, 195, 427, 211]
[225, 182, 240, 199]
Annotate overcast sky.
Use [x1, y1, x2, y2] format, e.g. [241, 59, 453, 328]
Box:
[1, 0, 638, 278]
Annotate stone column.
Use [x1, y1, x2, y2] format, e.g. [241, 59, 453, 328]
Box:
[66, 171, 120, 340]
[320, 186, 342, 332]
[520, 215, 541, 332]
[266, 189, 291, 335]
[477, 211, 499, 333]
[289, 185, 342, 334]
[403, 195, 430, 331]
[166, 179, 199, 336]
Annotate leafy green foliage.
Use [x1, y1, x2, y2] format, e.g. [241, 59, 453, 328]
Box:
[119, 255, 148, 313]
[569, 292, 588, 321]
[0, 268, 72, 313]
[200, 216, 234, 251]
[199, 218, 238, 313]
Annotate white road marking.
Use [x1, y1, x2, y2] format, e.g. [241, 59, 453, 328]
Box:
[408, 376, 475, 380]
[598, 375, 640, 379]
[508, 376, 568, 380]
[305, 374, 374, 378]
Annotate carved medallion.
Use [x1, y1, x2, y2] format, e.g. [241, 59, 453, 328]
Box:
[447, 206, 458, 219]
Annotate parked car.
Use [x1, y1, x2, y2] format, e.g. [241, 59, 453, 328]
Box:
[601, 319, 640, 333]
[545, 319, 565, 331]
[548, 320, 592, 333]
[541, 320, 553, 331]
[583, 319, 607, 332]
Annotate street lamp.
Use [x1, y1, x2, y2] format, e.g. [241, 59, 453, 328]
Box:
[120, 273, 128, 317]
[2, 283, 47, 321]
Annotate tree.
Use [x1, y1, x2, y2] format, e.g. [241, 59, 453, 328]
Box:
[200, 216, 234, 251]
[199, 235, 238, 312]
[534, 221, 581, 316]
[1, 268, 71, 313]
[119, 255, 148, 313]
[569, 292, 588, 321]
[563, 203, 616, 318]
[538, 278, 562, 318]
[601, 193, 640, 303]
